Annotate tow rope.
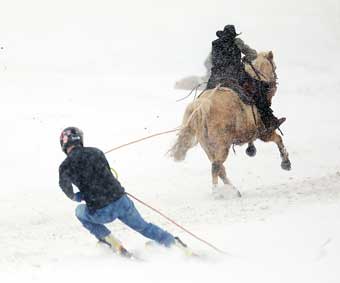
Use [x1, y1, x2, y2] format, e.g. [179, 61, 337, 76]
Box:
[106, 131, 229, 255]
[126, 191, 229, 255]
[105, 128, 180, 154]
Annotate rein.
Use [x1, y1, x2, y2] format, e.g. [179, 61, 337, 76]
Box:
[248, 61, 266, 81]
[176, 82, 207, 102]
[248, 59, 277, 88]
[247, 59, 279, 130]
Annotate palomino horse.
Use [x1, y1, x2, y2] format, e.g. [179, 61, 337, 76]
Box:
[170, 51, 291, 198]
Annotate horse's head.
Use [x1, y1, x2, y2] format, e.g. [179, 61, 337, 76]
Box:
[245, 51, 278, 104]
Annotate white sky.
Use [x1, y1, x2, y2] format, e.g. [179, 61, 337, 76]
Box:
[0, 0, 339, 74]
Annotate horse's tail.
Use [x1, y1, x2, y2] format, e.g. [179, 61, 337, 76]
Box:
[169, 97, 211, 161]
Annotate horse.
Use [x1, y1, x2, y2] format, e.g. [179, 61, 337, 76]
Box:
[169, 51, 291, 198]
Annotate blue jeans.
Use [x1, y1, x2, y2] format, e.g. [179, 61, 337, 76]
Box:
[75, 195, 175, 247]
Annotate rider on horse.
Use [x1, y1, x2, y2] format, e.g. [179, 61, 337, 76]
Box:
[206, 25, 286, 132]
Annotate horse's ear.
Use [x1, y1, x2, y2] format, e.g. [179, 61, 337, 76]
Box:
[267, 51, 274, 60]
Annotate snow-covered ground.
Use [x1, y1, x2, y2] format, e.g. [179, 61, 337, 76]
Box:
[1, 0, 340, 282]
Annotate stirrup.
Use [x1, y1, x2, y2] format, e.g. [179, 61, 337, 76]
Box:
[265, 117, 286, 133]
[277, 117, 286, 128]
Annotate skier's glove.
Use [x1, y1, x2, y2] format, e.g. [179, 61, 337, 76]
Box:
[73, 192, 84, 202]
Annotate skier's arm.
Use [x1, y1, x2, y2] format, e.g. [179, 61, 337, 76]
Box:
[59, 163, 75, 200]
[99, 149, 113, 172]
[234, 38, 257, 62]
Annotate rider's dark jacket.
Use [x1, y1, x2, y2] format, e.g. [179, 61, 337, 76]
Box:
[206, 25, 257, 90]
[59, 146, 125, 213]
[206, 25, 275, 127]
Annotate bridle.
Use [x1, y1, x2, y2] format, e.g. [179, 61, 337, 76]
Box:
[248, 56, 278, 90]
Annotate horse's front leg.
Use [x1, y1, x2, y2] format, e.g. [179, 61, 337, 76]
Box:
[245, 142, 257, 157]
[210, 144, 231, 188]
[261, 132, 291, 170]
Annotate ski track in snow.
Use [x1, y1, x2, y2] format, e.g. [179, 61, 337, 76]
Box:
[1, 172, 339, 271]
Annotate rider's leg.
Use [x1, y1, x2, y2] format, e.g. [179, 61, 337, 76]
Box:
[254, 93, 285, 131]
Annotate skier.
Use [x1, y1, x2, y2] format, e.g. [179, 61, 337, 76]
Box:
[58, 127, 188, 258]
[206, 25, 286, 132]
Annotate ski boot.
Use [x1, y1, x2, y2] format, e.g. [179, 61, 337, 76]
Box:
[145, 240, 160, 249]
[100, 234, 133, 259]
[173, 236, 196, 257]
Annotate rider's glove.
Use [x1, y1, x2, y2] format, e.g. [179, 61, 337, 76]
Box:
[242, 56, 251, 64]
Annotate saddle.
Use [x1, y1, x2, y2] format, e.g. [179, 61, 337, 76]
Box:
[216, 78, 255, 105]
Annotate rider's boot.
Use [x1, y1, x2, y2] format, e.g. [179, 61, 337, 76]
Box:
[265, 116, 286, 132]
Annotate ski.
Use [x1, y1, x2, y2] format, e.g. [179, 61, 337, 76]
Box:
[98, 239, 145, 262]
[145, 238, 202, 259]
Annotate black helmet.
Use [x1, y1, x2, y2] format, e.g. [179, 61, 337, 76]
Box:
[60, 127, 84, 153]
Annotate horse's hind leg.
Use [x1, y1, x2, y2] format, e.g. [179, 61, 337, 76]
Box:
[260, 132, 291, 170]
[200, 140, 240, 198]
[209, 145, 241, 198]
[216, 163, 230, 185]
[211, 161, 224, 187]
[217, 163, 242, 197]
[200, 142, 228, 187]
[200, 145, 222, 187]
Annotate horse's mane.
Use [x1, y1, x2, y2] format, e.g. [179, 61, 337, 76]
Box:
[244, 51, 276, 83]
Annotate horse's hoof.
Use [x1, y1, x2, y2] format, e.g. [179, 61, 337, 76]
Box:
[246, 144, 257, 157]
[212, 186, 224, 199]
[281, 160, 291, 171]
[212, 185, 240, 200]
[212, 192, 225, 200]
